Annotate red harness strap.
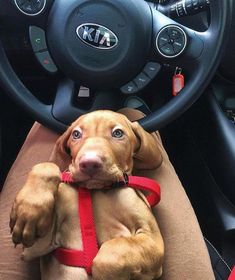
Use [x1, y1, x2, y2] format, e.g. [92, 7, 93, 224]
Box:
[228, 266, 235, 280]
[128, 175, 160, 207]
[53, 188, 97, 274]
[53, 172, 161, 274]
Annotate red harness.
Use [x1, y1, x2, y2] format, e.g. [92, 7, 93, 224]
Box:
[53, 172, 161, 274]
[229, 267, 235, 280]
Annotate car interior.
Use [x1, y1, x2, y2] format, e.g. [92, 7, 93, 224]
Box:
[0, 0, 234, 279]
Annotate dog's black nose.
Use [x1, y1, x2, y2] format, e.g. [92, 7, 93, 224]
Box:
[79, 156, 102, 176]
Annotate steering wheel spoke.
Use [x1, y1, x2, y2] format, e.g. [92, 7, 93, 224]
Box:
[52, 79, 124, 126]
[150, 7, 205, 64]
[52, 79, 85, 125]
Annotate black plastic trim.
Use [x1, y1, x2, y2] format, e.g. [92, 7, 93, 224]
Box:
[205, 89, 235, 205]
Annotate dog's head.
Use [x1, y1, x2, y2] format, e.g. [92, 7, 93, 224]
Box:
[52, 110, 162, 189]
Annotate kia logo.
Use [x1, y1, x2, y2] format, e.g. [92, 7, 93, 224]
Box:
[76, 23, 118, 49]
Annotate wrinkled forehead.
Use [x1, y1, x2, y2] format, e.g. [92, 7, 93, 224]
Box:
[72, 111, 131, 132]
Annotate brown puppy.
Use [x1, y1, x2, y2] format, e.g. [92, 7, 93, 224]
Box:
[11, 110, 164, 280]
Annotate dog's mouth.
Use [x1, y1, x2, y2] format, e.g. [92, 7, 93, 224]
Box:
[68, 164, 127, 189]
[78, 179, 120, 189]
[71, 176, 126, 190]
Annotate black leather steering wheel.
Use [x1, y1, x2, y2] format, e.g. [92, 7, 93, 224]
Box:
[0, 0, 232, 133]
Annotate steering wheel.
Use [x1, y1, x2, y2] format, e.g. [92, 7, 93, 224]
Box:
[0, 0, 232, 133]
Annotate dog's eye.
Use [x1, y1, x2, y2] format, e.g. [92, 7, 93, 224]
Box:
[112, 128, 124, 138]
[72, 129, 82, 139]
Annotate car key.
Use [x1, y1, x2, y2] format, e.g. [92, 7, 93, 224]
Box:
[172, 67, 184, 96]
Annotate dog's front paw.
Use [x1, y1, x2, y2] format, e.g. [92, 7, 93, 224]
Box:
[92, 253, 128, 280]
[10, 163, 60, 247]
[10, 190, 55, 247]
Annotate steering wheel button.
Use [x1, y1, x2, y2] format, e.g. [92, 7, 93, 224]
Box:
[160, 44, 175, 56]
[158, 31, 170, 47]
[120, 82, 138, 94]
[167, 28, 181, 39]
[157, 25, 187, 58]
[143, 62, 161, 79]
[29, 26, 47, 53]
[35, 51, 58, 73]
[134, 73, 150, 89]
[14, 0, 46, 16]
[23, 4, 32, 12]
[173, 41, 185, 54]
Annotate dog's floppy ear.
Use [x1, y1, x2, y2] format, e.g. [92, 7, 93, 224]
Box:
[131, 121, 163, 170]
[49, 126, 73, 171]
